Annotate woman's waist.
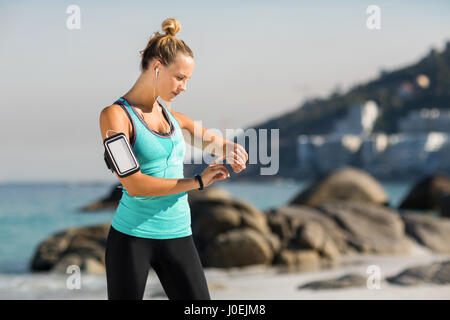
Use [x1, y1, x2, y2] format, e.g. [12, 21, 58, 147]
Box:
[120, 188, 189, 206]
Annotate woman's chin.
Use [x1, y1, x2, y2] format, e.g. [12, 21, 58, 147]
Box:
[163, 95, 175, 101]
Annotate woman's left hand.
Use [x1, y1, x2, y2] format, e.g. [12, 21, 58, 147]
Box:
[224, 142, 248, 173]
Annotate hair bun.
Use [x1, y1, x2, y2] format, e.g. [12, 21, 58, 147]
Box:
[162, 17, 181, 36]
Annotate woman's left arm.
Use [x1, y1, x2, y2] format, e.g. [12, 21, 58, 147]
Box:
[169, 109, 248, 173]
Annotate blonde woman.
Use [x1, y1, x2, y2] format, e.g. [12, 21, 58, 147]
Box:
[99, 18, 248, 300]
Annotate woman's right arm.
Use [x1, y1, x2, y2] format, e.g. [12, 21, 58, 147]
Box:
[99, 105, 229, 197]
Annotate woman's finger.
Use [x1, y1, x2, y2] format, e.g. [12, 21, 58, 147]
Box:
[235, 147, 247, 164]
[231, 151, 246, 167]
[212, 155, 227, 165]
[215, 165, 230, 177]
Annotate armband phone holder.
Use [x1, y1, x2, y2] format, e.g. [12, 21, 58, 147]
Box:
[103, 133, 140, 178]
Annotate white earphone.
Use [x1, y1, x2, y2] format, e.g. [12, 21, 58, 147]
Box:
[153, 66, 175, 178]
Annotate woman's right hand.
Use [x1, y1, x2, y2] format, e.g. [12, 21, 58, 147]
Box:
[199, 155, 230, 188]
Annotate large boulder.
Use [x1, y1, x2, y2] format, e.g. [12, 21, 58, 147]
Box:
[316, 200, 413, 254]
[289, 167, 389, 207]
[202, 228, 279, 268]
[266, 200, 414, 260]
[190, 196, 280, 268]
[190, 197, 272, 250]
[439, 194, 450, 218]
[295, 221, 340, 259]
[400, 212, 450, 253]
[398, 173, 450, 212]
[30, 223, 110, 273]
[266, 204, 349, 257]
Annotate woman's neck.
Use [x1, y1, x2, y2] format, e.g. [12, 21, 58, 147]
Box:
[123, 73, 158, 113]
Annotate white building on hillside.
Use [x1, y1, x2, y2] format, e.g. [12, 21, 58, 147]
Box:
[332, 100, 379, 137]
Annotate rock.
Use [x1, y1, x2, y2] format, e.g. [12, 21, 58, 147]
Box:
[202, 228, 275, 268]
[298, 273, 368, 290]
[52, 255, 105, 274]
[261, 233, 282, 256]
[386, 260, 450, 285]
[296, 221, 325, 250]
[80, 184, 122, 211]
[30, 223, 110, 273]
[295, 221, 340, 259]
[191, 197, 272, 254]
[321, 237, 341, 260]
[83, 258, 107, 274]
[438, 194, 450, 218]
[266, 210, 292, 247]
[235, 199, 271, 234]
[191, 200, 242, 244]
[267, 200, 414, 258]
[316, 200, 413, 254]
[275, 249, 321, 268]
[266, 205, 351, 255]
[52, 254, 82, 273]
[400, 212, 450, 253]
[289, 167, 389, 207]
[398, 173, 450, 211]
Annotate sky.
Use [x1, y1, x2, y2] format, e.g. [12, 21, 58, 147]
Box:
[0, 0, 449, 183]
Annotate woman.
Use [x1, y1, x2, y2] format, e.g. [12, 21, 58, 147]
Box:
[99, 17, 248, 300]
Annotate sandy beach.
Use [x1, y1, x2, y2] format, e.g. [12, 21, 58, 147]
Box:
[1, 243, 449, 300]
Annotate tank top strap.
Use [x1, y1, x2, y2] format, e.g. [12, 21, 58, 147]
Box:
[157, 100, 176, 131]
[114, 98, 137, 146]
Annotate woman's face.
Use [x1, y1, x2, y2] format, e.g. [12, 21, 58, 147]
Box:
[156, 54, 194, 102]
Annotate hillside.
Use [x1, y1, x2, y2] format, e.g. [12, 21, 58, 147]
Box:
[232, 41, 450, 180]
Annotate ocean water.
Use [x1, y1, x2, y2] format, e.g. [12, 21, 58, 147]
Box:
[0, 180, 411, 275]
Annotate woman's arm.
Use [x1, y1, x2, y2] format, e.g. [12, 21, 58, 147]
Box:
[116, 171, 201, 197]
[169, 109, 248, 172]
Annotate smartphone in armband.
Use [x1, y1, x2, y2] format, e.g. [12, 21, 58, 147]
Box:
[103, 133, 140, 178]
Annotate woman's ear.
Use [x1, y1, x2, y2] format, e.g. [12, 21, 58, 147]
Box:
[151, 59, 162, 77]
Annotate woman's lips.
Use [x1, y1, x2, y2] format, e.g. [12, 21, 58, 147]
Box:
[173, 92, 179, 96]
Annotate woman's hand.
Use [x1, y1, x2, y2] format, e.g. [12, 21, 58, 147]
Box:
[199, 155, 231, 188]
[224, 142, 248, 173]
[199, 143, 248, 188]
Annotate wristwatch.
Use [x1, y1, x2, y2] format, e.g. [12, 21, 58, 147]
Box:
[194, 174, 204, 190]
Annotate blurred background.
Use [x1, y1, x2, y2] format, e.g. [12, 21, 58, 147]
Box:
[0, 0, 449, 299]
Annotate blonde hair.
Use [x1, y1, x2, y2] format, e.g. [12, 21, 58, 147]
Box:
[139, 18, 194, 71]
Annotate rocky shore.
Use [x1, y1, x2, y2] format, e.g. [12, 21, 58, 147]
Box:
[30, 167, 450, 287]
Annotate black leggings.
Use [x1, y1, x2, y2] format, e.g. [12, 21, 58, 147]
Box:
[105, 226, 211, 300]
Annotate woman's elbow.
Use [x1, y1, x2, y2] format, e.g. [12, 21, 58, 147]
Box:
[117, 172, 142, 197]
[123, 183, 141, 197]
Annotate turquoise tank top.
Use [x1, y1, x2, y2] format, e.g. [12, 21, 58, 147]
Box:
[111, 97, 192, 239]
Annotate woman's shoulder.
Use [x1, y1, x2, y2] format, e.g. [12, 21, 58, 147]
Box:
[100, 104, 133, 137]
[101, 103, 125, 114]
[101, 103, 133, 122]
[166, 108, 186, 129]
